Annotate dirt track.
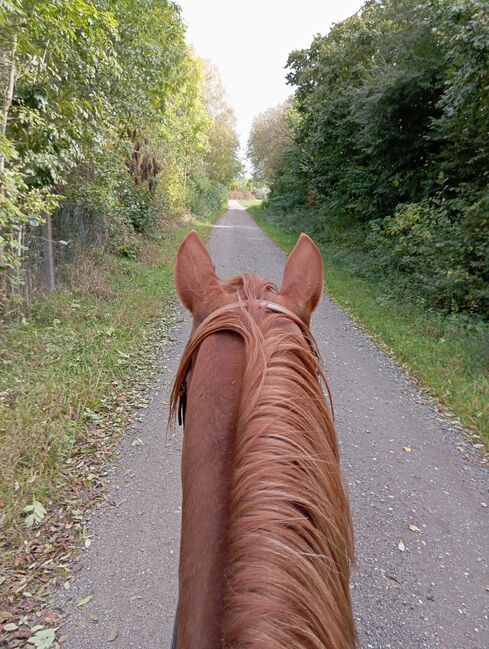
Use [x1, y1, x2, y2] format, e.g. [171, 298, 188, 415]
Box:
[57, 202, 488, 648]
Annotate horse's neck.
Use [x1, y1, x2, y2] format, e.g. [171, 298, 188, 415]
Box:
[177, 332, 244, 649]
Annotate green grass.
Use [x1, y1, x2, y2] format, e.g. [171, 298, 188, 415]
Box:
[248, 204, 489, 447]
[239, 199, 262, 208]
[0, 215, 217, 537]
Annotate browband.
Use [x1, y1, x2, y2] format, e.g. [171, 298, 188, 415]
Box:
[178, 298, 334, 425]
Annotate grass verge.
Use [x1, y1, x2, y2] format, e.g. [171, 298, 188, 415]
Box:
[239, 199, 262, 209]
[0, 213, 220, 638]
[248, 204, 489, 448]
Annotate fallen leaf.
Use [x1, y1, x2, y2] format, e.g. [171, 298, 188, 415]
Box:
[408, 524, 421, 533]
[84, 538, 92, 549]
[403, 447, 412, 453]
[76, 594, 93, 608]
[3, 622, 18, 632]
[481, 502, 487, 508]
[131, 438, 144, 447]
[27, 627, 56, 649]
[398, 539, 406, 552]
[107, 629, 119, 642]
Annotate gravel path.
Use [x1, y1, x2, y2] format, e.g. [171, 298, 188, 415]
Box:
[57, 202, 488, 648]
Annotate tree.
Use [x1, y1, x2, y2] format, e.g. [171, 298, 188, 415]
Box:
[0, 0, 117, 307]
[257, 0, 489, 315]
[247, 102, 293, 186]
[0, 1, 241, 316]
[187, 60, 241, 215]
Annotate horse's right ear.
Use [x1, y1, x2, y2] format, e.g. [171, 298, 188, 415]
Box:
[279, 233, 323, 324]
[175, 231, 225, 319]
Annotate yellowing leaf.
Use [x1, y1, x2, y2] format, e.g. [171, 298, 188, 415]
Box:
[76, 594, 94, 607]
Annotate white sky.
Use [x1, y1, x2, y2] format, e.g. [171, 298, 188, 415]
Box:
[177, 0, 365, 158]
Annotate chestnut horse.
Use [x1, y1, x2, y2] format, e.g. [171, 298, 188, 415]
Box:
[170, 231, 356, 649]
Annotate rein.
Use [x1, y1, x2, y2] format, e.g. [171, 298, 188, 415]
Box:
[177, 298, 334, 426]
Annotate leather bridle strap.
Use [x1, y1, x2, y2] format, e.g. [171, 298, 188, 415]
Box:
[177, 299, 334, 425]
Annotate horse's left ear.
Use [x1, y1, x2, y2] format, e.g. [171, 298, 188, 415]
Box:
[175, 230, 225, 321]
[279, 233, 323, 323]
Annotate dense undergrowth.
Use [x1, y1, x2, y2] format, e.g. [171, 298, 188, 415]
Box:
[248, 203, 489, 446]
[248, 0, 488, 319]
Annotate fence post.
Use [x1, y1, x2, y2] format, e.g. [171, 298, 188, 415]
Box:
[42, 213, 55, 292]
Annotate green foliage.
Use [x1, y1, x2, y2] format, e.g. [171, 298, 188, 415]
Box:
[0, 0, 240, 316]
[263, 0, 488, 317]
[247, 102, 293, 185]
[250, 203, 489, 443]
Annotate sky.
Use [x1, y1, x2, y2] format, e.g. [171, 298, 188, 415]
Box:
[177, 0, 365, 159]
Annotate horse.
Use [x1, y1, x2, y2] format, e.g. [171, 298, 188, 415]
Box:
[170, 231, 356, 649]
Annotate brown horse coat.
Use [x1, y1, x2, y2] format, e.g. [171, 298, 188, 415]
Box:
[171, 232, 356, 649]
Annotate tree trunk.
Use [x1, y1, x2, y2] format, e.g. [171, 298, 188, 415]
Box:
[0, 32, 18, 181]
[42, 214, 55, 292]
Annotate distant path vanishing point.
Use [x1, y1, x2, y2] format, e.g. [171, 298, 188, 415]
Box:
[57, 201, 488, 648]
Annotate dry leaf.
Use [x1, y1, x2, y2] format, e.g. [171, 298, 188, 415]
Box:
[408, 524, 421, 533]
[3, 622, 18, 632]
[27, 628, 56, 649]
[76, 594, 93, 608]
[107, 629, 119, 642]
[398, 539, 406, 552]
[403, 447, 412, 453]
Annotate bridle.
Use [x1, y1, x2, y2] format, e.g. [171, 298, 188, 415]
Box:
[177, 298, 334, 426]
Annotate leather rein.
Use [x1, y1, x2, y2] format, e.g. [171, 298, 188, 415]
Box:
[177, 298, 334, 427]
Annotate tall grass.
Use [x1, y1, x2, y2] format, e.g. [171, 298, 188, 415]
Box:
[0, 217, 216, 535]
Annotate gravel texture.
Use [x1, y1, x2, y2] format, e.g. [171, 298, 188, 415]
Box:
[57, 201, 488, 648]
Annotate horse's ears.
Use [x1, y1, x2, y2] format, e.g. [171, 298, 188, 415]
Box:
[280, 233, 323, 323]
[175, 231, 224, 318]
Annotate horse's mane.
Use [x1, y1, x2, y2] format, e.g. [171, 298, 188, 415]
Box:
[170, 273, 356, 649]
